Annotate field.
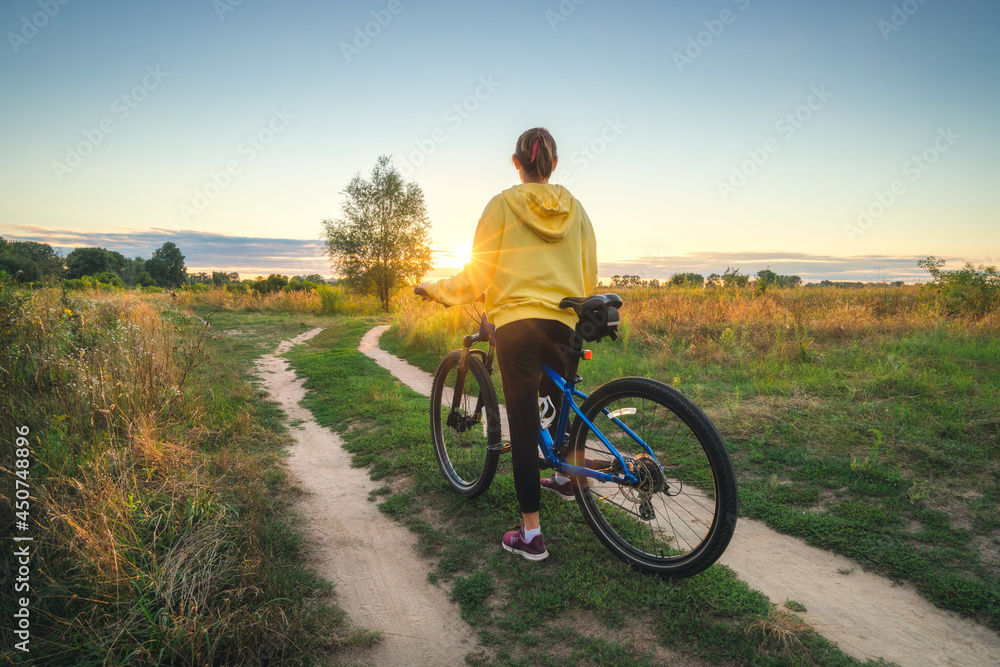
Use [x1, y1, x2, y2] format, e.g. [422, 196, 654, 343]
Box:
[2, 280, 997, 665]
[382, 284, 1000, 630]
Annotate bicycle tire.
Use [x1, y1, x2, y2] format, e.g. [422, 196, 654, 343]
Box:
[568, 377, 738, 577]
[430, 350, 502, 497]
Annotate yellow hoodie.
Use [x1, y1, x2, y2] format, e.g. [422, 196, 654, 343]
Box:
[427, 183, 598, 330]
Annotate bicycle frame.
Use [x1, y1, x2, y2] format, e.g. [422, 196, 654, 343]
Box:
[461, 311, 648, 487]
[538, 365, 644, 486]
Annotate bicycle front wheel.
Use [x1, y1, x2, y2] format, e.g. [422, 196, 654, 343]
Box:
[430, 350, 502, 498]
[569, 377, 737, 577]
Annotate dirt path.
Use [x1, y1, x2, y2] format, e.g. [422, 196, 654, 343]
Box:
[359, 324, 1000, 667]
[255, 328, 477, 667]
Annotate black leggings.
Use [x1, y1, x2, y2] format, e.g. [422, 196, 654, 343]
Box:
[494, 318, 577, 514]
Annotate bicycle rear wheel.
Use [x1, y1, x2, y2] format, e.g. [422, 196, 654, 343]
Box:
[430, 350, 502, 497]
[569, 377, 737, 577]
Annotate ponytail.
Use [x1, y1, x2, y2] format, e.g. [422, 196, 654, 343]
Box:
[514, 127, 557, 179]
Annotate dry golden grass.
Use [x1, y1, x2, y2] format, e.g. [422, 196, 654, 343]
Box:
[176, 283, 384, 315]
[1, 284, 345, 663]
[386, 283, 1000, 367]
[615, 284, 999, 363]
[744, 606, 811, 655]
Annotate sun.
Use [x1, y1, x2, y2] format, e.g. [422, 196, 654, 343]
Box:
[451, 242, 473, 267]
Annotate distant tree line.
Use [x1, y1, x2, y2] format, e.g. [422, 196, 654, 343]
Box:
[607, 267, 803, 290]
[0, 238, 190, 288]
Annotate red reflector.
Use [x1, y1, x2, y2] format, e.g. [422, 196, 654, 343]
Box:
[583, 350, 592, 360]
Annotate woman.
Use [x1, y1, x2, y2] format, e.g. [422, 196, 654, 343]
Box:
[419, 127, 597, 561]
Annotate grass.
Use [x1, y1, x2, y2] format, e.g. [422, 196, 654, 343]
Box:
[11, 279, 993, 662]
[383, 285, 1000, 631]
[0, 283, 366, 664]
[283, 315, 878, 665]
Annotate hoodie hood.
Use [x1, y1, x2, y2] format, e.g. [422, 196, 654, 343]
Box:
[501, 184, 574, 242]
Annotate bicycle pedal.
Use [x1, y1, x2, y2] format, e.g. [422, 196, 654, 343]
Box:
[488, 443, 511, 454]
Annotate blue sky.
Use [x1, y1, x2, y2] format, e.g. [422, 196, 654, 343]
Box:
[1, 0, 997, 282]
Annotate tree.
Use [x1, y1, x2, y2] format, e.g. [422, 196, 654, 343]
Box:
[119, 257, 146, 286]
[150, 242, 186, 287]
[212, 271, 239, 286]
[295, 274, 325, 283]
[0, 254, 42, 282]
[144, 256, 169, 286]
[756, 268, 778, 287]
[322, 155, 433, 311]
[670, 272, 704, 288]
[756, 268, 801, 290]
[137, 271, 158, 287]
[722, 266, 749, 288]
[65, 247, 126, 279]
[2, 240, 63, 279]
[611, 274, 645, 288]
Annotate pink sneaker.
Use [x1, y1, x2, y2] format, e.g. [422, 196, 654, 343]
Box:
[540, 477, 575, 501]
[502, 524, 549, 561]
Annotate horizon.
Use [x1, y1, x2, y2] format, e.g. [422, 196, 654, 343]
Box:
[0, 222, 968, 285]
[1, 1, 997, 284]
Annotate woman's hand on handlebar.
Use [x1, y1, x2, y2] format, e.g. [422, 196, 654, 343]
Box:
[415, 283, 452, 307]
[414, 282, 433, 300]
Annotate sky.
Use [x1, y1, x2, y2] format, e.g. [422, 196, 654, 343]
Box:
[1, 0, 998, 283]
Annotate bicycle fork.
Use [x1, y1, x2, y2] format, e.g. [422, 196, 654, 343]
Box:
[447, 335, 494, 435]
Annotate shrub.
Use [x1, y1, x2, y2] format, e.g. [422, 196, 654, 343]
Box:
[919, 256, 1000, 317]
[0, 254, 42, 283]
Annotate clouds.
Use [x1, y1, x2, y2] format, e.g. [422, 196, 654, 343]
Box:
[1, 225, 330, 278]
[3, 224, 987, 283]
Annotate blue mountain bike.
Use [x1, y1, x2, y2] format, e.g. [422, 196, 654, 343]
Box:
[421, 292, 738, 578]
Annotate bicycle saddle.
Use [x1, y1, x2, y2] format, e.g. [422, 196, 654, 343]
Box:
[558, 293, 623, 317]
